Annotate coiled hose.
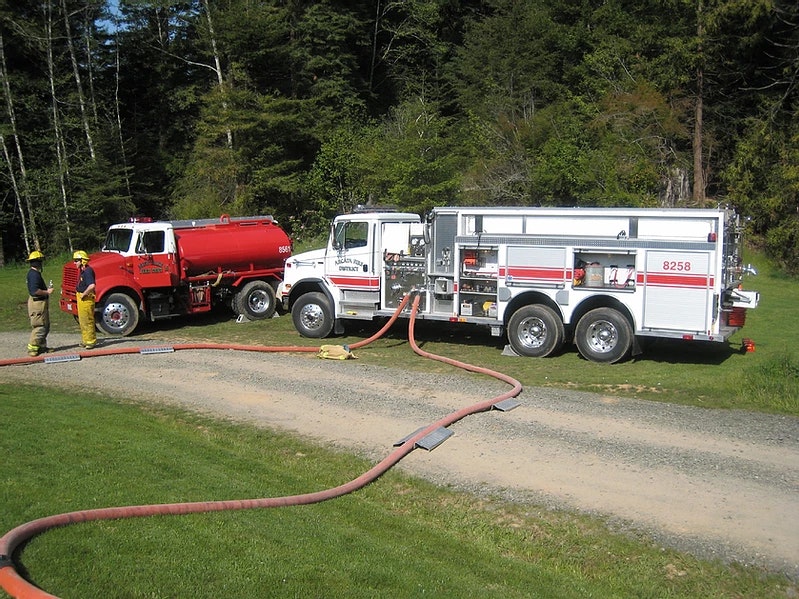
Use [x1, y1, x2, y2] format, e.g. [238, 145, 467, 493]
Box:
[0, 292, 522, 599]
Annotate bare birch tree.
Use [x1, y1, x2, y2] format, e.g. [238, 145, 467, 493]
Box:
[692, 0, 706, 206]
[113, 24, 132, 198]
[45, 0, 74, 252]
[0, 32, 37, 252]
[83, 1, 99, 126]
[0, 135, 31, 256]
[200, 0, 232, 149]
[61, 0, 96, 161]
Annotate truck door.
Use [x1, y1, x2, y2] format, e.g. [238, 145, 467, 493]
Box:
[325, 219, 379, 302]
[131, 228, 179, 288]
[642, 251, 712, 332]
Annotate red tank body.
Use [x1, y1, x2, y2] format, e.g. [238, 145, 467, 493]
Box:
[175, 217, 292, 277]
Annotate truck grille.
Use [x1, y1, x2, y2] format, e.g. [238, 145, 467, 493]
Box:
[61, 264, 78, 292]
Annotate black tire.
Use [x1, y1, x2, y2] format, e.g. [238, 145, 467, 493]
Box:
[291, 292, 334, 338]
[507, 304, 564, 358]
[98, 293, 140, 336]
[234, 280, 276, 320]
[574, 307, 633, 363]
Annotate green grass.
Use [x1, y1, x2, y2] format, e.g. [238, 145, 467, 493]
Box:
[1, 386, 792, 598]
[4, 249, 794, 415]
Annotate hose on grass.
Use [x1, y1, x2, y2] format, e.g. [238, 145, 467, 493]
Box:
[0, 291, 522, 599]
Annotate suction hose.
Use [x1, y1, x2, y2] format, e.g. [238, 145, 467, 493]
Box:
[0, 292, 521, 599]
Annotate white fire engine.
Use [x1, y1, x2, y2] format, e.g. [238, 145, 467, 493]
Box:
[277, 206, 759, 363]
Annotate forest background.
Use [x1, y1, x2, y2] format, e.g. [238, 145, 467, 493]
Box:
[0, 0, 797, 270]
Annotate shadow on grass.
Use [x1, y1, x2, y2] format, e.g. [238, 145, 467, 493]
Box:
[631, 338, 743, 366]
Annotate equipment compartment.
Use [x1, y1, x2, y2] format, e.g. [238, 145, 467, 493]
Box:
[459, 248, 498, 316]
[573, 250, 636, 290]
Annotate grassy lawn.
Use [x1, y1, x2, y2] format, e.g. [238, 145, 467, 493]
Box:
[1, 386, 792, 598]
[1, 250, 797, 598]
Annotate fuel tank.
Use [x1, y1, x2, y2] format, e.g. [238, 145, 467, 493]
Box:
[175, 217, 292, 277]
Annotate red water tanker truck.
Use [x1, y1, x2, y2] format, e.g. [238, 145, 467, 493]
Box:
[60, 214, 292, 336]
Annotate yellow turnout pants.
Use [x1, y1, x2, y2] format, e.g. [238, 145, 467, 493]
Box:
[76, 291, 97, 347]
[27, 296, 50, 355]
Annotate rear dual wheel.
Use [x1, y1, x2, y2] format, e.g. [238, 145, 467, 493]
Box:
[234, 281, 277, 320]
[508, 304, 633, 363]
[574, 307, 633, 364]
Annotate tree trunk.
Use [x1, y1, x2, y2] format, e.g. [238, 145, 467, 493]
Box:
[0, 134, 31, 255]
[201, 0, 233, 149]
[113, 27, 133, 199]
[692, 0, 706, 206]
[61, 0, 95, 161]
[83, 5, 99, 126]
[369, 0, 381, 93]
[46, 0, 74, 252]
[0, 33, 38, 253]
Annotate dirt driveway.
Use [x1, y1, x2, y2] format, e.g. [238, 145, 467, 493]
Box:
[1, 331, 797, 579]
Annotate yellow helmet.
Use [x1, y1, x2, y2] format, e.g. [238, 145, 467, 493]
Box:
[27, 250, 44, 262]
[73, 250, 90, 264]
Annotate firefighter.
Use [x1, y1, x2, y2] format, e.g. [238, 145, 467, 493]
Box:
[73, 250, 97, 349]
[26, 250, 53, 356]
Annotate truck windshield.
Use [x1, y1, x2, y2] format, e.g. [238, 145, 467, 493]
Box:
[103, 228, 133, 252]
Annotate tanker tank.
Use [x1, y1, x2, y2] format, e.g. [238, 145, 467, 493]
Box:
[175, 218, 292, 277]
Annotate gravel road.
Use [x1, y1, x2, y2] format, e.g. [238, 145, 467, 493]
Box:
[1, 331, 798, 580]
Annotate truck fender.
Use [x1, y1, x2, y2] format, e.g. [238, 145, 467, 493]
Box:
[95, 277, 144, 310]
[287, 278, 334, 312]
[95, 276, 145, 311]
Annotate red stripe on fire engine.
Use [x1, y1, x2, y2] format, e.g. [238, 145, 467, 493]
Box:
[328, 276, 380, 289]
[505, 266, 568, 281]
[640, 273, 714, 288]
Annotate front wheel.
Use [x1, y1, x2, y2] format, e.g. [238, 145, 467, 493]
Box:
[234, 280, 276, 320]
[291, 292, 334, 338]
[574, 307, 632, 363]
[98, 293, 140, 336]
[507, 304, 564, 358]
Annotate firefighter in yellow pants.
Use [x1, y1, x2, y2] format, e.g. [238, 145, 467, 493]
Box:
[73, 250, 97, 349]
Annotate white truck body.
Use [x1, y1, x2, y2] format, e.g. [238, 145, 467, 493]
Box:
[277, 207, 758, 362]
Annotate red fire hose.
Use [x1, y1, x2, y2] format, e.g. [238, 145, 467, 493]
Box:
[0, 292, 412, 370]
[0, 292, 522, 599]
